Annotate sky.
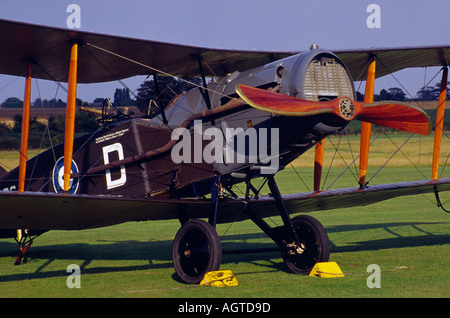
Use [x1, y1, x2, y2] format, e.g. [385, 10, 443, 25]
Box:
[1, 0, 449, 104]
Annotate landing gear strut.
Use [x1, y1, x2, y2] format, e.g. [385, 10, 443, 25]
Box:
[14, 229, 36, 265]
[171, 175, 330, 284]
[244, 176, 330, 274]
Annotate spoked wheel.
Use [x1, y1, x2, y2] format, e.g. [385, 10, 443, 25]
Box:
[282, 215, 330, 275]
[172, 219, 222, 284]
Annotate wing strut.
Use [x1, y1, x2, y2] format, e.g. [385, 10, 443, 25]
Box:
[196, 55, 215, 125]
[63, 42, 78, 192]
[16, 60, 32, 254]
[152, 74, 168, 124]
[18, 61, 32, 192]
[359, 57, 376, 187]
[313, 140, 325, 191]
[432, 66, 448, 180]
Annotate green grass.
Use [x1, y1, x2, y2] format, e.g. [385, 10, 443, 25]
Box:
[0, 165, 449, 298]
[0, 133, 449, 298]
[291, 133, 450, 169]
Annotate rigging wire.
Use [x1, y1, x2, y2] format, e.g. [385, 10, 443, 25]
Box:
[2, 40, 449, 216]
[376, 57, 450, 146]
[288, 163, 311, 193]
[84, 42, 201, 124]
[358, 58, 450, 211]
[324, 132, 384, 190]
[324, 135, 359, 187]
[366, 133, 428, 186]
[321, 135, 343, 190]
[85, 42, 232, 101]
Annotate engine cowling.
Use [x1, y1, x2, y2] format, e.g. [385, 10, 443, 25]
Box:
[218, 45, 356, 103]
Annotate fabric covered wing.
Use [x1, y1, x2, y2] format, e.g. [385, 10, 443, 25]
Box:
[0, 192, 211, 230]
[251, 178, 450, 218]
[1, 178, 450, 231]
[335, 45, 450, 80]
[0, 19, 292, 83]
[1, 19, 449, 84]
[222, 178, 450, 223]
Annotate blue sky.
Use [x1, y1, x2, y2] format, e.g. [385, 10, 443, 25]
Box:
[1, 0, 449, 103]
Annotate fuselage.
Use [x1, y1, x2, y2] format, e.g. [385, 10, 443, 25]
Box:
[0, 47, 356, 198]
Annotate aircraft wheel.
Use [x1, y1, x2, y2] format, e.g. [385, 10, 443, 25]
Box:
[172, 219, 222, 284]
[282, 214, 330, 275]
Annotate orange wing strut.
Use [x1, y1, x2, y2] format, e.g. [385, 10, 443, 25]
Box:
[314, 140, 325, 191]
[359, 58, 376, 186]
[64, 42, 78, 192]
[17, 61, 32, 244]
[18, 61, 32, 192]
[432, 66, 448, 180]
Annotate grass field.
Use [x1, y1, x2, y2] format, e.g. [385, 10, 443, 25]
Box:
[0, 133, 449, 299]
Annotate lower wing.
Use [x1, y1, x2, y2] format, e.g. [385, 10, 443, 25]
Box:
[1, 178, 449, 231]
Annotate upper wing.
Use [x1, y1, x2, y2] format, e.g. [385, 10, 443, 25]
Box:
[0, 19, 292, 83]
[1, 178, 449, 231]
[1, 19, 450, 84]
[335, 46, 450, 80]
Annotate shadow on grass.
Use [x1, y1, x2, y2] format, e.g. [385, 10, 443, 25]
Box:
[0, 221, 447, 283]
[325, 221, 450, 252]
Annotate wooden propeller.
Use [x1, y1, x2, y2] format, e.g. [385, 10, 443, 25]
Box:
[236, 84, 430, 136]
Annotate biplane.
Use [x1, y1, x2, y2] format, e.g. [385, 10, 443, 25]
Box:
[0, 19, 449, 284]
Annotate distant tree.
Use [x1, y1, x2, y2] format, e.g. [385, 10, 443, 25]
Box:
[33, 97, 42, 107]
[416, 82, 450, 101]
[55, 99, 66, 108]
[12, 113, 45, 134]
[356, 91, 364, 101]
[32, 98, 66, 108]
[48, 115, 65, 135]
[134, 76, 202, 114]
[75, 111, 100, 132]
[378, 87, 406, 101]
[113, 88, 134, 106]
[92, 97, 105, 105]
[2, 97, 23, 108]
[379, 89, 391, 100]
[388, 87, 406, 101]
[416, 85, 438, 101]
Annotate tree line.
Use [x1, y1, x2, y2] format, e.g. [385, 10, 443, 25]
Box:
[0, 111, 99, 150]
[356, 82, 450, 102]
[1, 78, 449, 150]
[2, 79, 449, 111]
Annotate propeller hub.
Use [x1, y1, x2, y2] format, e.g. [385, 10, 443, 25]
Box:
[338, 97, 355, 119]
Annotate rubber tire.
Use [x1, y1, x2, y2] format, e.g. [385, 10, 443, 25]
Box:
[172, 219, 222, 284]
[282, 214, 330, 275]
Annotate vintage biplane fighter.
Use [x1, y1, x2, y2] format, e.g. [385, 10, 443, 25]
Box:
[0, 19, 449, 284]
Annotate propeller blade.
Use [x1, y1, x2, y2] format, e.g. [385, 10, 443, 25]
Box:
[355, 102, 431, 136]
[236, 84, 430, 135]
[236, 84, 363, 120]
